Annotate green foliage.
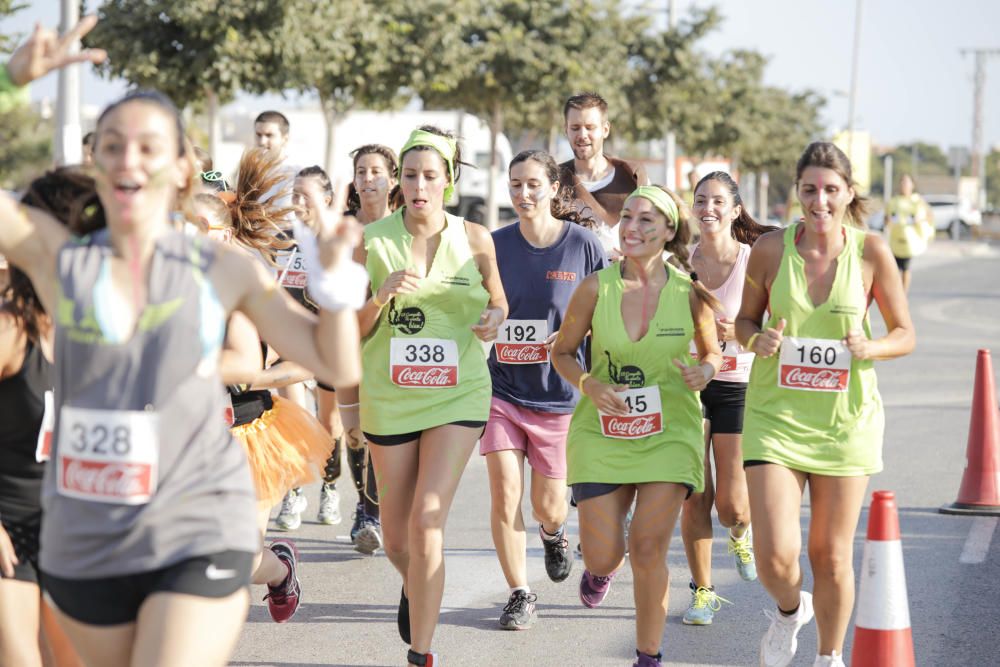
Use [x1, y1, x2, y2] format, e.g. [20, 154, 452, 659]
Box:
[0, 0, 26, 52]
[0, 103, 51, 189]
[986, 148, 1000, 209]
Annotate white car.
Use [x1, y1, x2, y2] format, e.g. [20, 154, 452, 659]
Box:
[867, 195, 981, 239]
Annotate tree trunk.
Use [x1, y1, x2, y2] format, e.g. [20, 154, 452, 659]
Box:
[548, 122, 559, 157]
[320, 93, 340, 177]
[486, 103, 502, 231]
[206, 88, 221, 168]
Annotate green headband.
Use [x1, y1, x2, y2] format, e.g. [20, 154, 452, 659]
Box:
[627, 186, 679, 226]
[399, 129, 458, 201]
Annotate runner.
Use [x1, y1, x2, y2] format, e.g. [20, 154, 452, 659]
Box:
[357, 126, 507, 667]
[736, 142, 915, 667]
[552, 185, 722, 667]
[883, 173, 932, 294]
[483, 150, 606, 630]
[0, 168, 95, 667]
[0, 83, 364, 665]
[558, 92, 650, 256]
[339, 145, 400, 554]
[680, 171, 773, 626]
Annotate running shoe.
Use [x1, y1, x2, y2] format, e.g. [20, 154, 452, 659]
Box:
[579, 569, 616, 608]
[398, 587, 411, 644]
[682, 582, 732, 625]
[729, 525, 758, 581]
[633, 650, 663, 667]
[498, 589, 537, 630]
[350, 501, 365, 542]
[406, 649, 439, 666]
[264, 539, 301, 623]
[317, 482, 342, 525]
[759, 591, 814, 667]
[539, 526, 573, 582]
[354, 515, 383, 555]
[275, 488, 306, 531]
[813, 652, 846, 667]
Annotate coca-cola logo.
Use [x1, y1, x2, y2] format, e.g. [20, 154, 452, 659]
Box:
[781, 366, 847, 391]
[720, 356, 737, 372]
[281, 271, 307, 289]
[392, 307, 426, 335]
[496, 343, 547, 363]
[61, 457, 153, 500]
[602, 414, 662, 438]
[393, 365, 457, 387]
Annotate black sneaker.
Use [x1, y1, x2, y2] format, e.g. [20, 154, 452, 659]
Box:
[350, 502, 365, 543]
[540, 526, 573, 582]
[398, 586, 411, 644]
[498, 589, 537, 630]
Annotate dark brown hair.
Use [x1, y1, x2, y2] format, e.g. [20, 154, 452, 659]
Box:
[694, 171, 776, 246]
[254, 110, 290, 136]
[508, 149, 597, 229]
[795, 142, 868, 228]
[394, 125, 469, 209]
[563, 92, 608, 120]
[345, 145, 400, 214]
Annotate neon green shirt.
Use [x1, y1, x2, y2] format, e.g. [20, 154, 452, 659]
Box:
[885, 194, 932, 259]
[360, 209, 491, 435]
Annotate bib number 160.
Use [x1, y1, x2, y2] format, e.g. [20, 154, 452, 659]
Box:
[795, 344, 838, 366]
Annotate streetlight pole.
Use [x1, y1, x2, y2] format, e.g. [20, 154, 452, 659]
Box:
[55, 0, 82, 166]
[663, 0, 676, 189]
[961, 48, 1000, 210]
[845, 0, 863, 165]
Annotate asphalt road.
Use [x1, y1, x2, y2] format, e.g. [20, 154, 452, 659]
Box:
[231, 238, 1000, 667]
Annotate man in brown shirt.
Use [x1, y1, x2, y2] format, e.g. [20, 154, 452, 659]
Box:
[559, 92, 649, 254]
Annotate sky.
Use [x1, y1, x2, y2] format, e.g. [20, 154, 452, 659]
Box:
[4, 1, 1000, 153]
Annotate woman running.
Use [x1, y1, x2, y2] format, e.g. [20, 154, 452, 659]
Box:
[357, 126, 507, 667]
[0, 169, 92, 667]
[736, 142, 914, 667]
[0, 89, 363, 666]
[553, 185, 722, 667]
[483, 149, 605, 630]
[883, 173, 932, 294]
[680, 171, 772, 625]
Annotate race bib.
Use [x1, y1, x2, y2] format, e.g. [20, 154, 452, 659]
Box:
[34, 390, 54, 462]
[56, 407, 159, 504]
[689, 339, 755, 373]
[778, 337, 851, 392]
[390, 338, 459, 388]
[495, 319, 549, 364]
[277, 248, 307, 289]
[598, 386, 663, 439]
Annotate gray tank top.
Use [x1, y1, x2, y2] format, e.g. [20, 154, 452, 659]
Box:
[40, 229, 258, 578]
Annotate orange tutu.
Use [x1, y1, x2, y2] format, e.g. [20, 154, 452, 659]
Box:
[231, 395, 334, 504]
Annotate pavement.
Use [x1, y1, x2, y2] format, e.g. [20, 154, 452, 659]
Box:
[231, 238, 1000, 666]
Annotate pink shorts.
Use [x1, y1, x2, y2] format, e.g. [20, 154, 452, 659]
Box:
[479, 396, 571, 479]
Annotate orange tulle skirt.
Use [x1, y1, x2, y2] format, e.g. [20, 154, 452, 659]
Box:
[231, 395, 334, 504]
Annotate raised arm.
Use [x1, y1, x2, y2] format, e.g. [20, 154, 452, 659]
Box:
[0, 195, 72, 314]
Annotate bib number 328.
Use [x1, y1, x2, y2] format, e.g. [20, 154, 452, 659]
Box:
[598, 386, 663, 439]
[390, 338, 459, 388]
[56, 407, 159, 504]
[778, 337, 851, 392]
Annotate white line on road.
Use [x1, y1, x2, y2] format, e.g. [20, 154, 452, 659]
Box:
[959, 516, 998, 564]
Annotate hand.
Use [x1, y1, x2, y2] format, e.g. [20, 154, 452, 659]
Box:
[716, 317, 735, 342]
[0, 524, 18, 578]
[843, 329, 872, 360]
[543, 331, 558, 352]
[471, 307, 504, 342]
[6, 16, 107, 87]
[312, 184, 362, 273]
[754, 318, 786, 358]
[673, 358, 712, 391]
[584, 379, 630, 416]
[375, 268, 421, 305]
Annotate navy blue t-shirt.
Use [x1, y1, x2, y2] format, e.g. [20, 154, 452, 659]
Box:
[490, 221, 607, 413]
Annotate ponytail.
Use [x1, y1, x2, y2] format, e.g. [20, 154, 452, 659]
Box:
[228, 148, 294, 264]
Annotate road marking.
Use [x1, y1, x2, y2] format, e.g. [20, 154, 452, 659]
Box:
[959, 516, 998, 564]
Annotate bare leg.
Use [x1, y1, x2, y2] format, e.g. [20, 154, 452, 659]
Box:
[367, 438, 419, 580]
[251, 502, 287, 587]
[485, 449, 527, 588]
[576, 485, 633, 576]
[681, 429, 714, 588]
[0, 577, 43, 666]
[46, 600, 134, 667]
[529, 468, 568, 535]
[746, 464, 807, 612]
[130, 590, 249, 666]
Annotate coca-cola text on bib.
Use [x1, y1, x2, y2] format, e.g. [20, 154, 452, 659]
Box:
[598, 386, 664, 439]
[56, 406, 160, 504]
[390, 338, 459, 388]
[495, 319, 549, 364]
[689, 339, 754, 373]
[278, 251, 307, 289]
[778, 336, 851, 392]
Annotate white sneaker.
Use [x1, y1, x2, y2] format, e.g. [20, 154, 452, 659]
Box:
[759, 591, 814, 667]
[813, 651, 845, 667]
[317, 483, 342, 525]
[275, 488, 307, 531]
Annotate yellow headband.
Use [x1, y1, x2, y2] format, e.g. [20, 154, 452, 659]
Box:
[627, 186, 679, 226]
[399, 129, 457, 201]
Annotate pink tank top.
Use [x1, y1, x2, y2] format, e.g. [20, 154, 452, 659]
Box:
[693, 242, 754, 383]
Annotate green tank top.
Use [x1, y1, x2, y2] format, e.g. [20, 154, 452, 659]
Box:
[360, 209, 491, 435]
[567, 263, 705, 492]
[742, 223, 884, 475]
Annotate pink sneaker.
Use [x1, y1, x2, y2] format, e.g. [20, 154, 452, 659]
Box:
[579, 569, 616, 608]
[264, 539, 301, 623]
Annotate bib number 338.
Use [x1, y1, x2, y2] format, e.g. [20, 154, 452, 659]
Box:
[778, 337, 851, 392]
[56, 407, 159, 504]
[598, 386, 663, 439]
[390, 338, 459, 388]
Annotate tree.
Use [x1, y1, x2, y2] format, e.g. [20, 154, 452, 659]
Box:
[416, 0, 639, 229]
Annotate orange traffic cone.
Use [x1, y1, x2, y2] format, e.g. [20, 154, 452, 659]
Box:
[940, 348, 1000, 516]
[852, 491, 916, 667]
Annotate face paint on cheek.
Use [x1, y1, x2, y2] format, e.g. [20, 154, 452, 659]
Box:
[532, 187, 550, 204]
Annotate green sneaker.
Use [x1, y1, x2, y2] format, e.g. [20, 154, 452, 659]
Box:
[729, 525, 758, 582]
[682, 583, 731, 625]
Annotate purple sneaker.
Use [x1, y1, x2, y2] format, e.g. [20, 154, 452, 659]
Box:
[633, 650, 663, 666]
[579, 569, 616, 608]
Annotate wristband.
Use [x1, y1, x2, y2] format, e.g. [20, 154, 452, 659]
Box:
[372, 291, 387, 309]
[292, 219, 369, 311]
[577, 372, 591, 393]
[747, 333, 760, 352]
